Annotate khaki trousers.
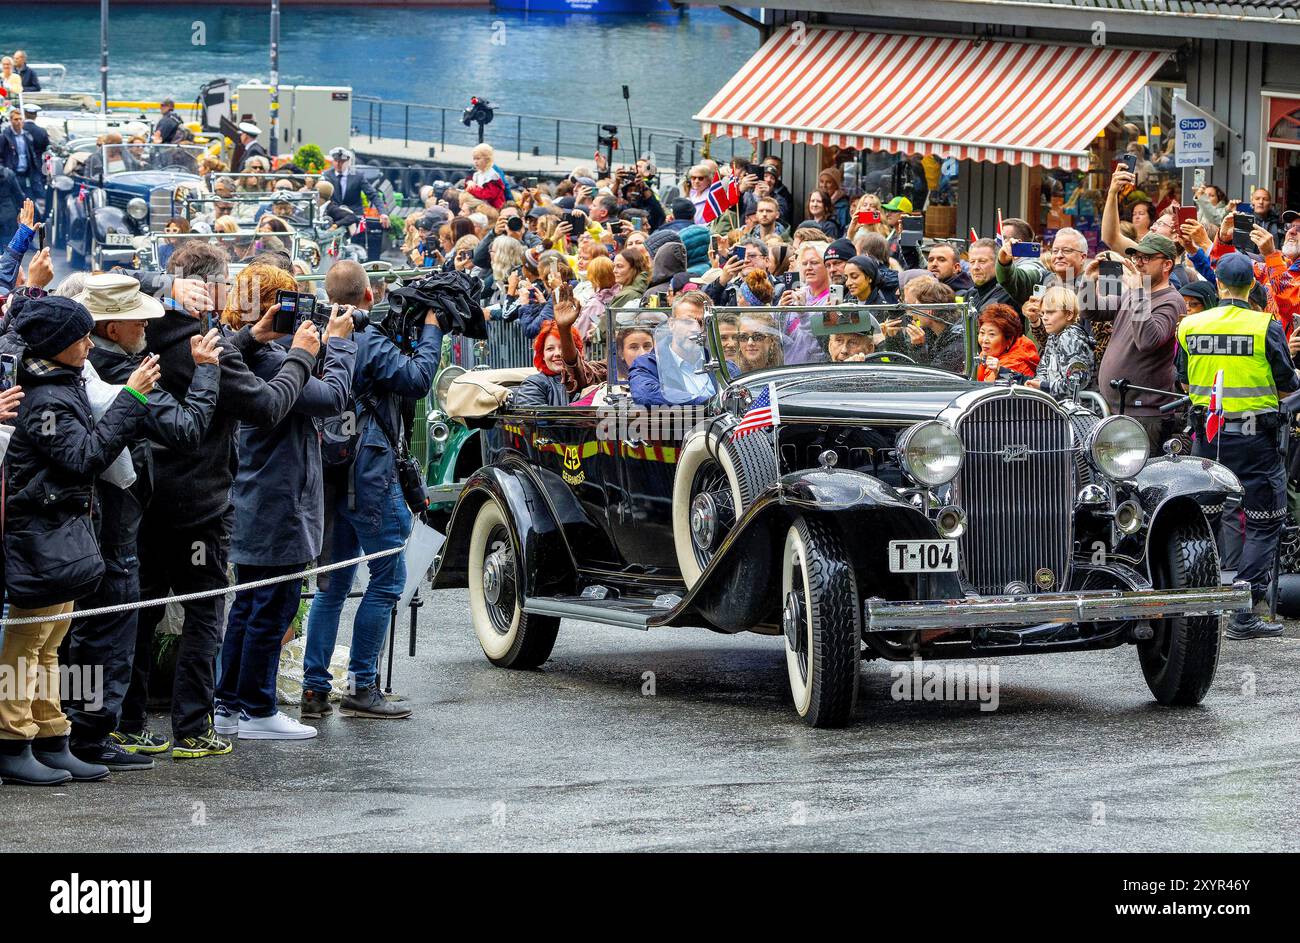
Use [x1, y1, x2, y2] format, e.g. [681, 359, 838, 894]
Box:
[0, 601, 75, 741]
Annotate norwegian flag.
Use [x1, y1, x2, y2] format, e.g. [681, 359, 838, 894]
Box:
[995, 208, 1005, 247]
[1206, 369, 1225, 443]
[701, 175, 739, 224]
[77, 184, 88, 203]
[731, 382, 780, 441]
[969, 227, 979, 244]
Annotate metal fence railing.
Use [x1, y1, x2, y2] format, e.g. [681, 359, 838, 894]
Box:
[352, 96, 718, 175]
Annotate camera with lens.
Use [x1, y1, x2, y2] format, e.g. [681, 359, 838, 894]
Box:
[462, 97, 495, 129]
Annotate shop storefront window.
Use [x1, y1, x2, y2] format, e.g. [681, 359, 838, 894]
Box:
[827, 148, 959, 239]
[1030, 83, 1185, 253]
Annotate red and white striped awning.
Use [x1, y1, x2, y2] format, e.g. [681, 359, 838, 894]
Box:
[695, 27, 1168, 171]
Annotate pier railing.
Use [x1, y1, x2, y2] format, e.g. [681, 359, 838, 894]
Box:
[352, 95, 728, 174]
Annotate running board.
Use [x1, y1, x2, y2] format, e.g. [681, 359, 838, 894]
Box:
[522, 594, 680, 630]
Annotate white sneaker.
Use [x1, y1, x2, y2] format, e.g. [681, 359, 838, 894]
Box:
[214, 707, 241, 736]
[238, 711, 319, 741]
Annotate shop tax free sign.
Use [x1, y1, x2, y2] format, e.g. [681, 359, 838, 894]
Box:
[1174, 102, 1214, 168]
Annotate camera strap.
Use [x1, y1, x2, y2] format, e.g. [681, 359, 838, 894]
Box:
[358, 391, 409, 460]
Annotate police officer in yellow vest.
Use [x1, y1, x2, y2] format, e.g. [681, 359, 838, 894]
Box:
[1176, 253, 1298, 639]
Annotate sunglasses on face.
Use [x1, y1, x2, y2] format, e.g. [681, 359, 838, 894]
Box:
[737, 332, 768, 343]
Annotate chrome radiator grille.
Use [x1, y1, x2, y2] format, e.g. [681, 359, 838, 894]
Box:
[951, 393, 1075, 595]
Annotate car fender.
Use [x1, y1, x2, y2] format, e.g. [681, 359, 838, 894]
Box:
[91, 205, 127, 243]
[1124, 455, 1244, 577]
[681, 468, 961, 631]
[431, 459, 576, 598]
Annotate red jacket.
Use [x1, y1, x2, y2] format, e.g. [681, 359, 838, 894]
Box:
[977, 335, 1040, 382]
[467, 176, 506, 210]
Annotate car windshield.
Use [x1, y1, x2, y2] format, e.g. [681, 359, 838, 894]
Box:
[211, 172, 318, 195]
[605, 308, 667, 383]
[182, 193, 317, 229]
[708, 303, 973, 379]
[92, 143, 208, 176]
[142, 230, 307, 270]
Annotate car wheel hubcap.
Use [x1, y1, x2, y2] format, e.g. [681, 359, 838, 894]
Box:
[480, 523, 517, 636]
[690, 492, 717, 552]
[783, 588, 808, 683]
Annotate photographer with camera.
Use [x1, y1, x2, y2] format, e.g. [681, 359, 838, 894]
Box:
[215, 273, 358, 741]
[117, 247, 320, 761]
[616, 167, 666, 232]
[301, 260, 442, 721]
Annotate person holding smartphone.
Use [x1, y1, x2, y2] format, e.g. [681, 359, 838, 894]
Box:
[217, 287, 356, 742]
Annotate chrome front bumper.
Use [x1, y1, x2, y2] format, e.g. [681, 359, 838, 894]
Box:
[864, 581, 1252, 632]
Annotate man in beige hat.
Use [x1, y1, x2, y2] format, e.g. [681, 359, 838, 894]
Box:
[60, 273, 226, 771]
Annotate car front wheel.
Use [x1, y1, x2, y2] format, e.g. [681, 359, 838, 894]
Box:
[782, 516, 860, 727]
[1139, 516, 1221, 705]
[467, 497, 559, 669]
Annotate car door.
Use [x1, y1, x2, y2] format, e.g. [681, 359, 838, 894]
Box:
[510, 403, 622, 569]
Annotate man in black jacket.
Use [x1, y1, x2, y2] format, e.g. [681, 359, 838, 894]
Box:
[0, 296, 160, 786]
[963, 239, 1015, 313]
[0, 108, 43, 207]
[153, 98, 183, 145]
[59, 274, 222, 771]
[118, 242, 318, 761]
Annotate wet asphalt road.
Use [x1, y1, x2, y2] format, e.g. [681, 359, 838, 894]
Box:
[3, 590, 1298, 853]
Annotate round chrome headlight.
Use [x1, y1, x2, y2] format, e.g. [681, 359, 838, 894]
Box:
[1089, 415, 1149, 480]
[126, 197, 149, 221]
[898, 420, 963, 487]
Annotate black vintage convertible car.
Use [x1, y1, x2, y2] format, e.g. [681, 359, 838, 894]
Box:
[432, 301, 1251, 727]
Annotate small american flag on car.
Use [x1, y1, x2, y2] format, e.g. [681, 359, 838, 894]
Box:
[731, 382, 780, 441]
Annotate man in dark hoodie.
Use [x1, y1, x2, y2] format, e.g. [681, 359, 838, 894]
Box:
[642, 241, 688, 302]
[119, 242, 319, 761]
[926, 243, 974, 295]
[61, 274, 222, 772]
[965, 238, 1015, 313]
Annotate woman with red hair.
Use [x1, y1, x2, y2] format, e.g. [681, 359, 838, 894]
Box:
[975, 303, 1040, 382]
[513, 283, 608, 406]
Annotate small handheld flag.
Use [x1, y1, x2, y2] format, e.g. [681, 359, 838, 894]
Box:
[1206, 369, 1225, 443]
[701, 175, 739, 224]
[995, 208, 1005, 247]
[732, 382, 780, 441]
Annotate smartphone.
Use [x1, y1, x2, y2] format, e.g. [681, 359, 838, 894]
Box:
[1011, 241, 1043, 259]
[1237, 202, 1253, 215]
[1098, 259, 1124, 279]
[0, 352, 17, 390]
[523, 177, 538, 189]
[712, 235, 726, 256]
[730, 245, 746, 264]
[830, 284, 846, 305]
[1193, 168, 1206, 189]
[1117, 154, 1138, 174]
[1176, 206, 1198, 230]
[899, 214, 924, 247]
[562, 212, 584, 234]
[744, 163, 764, 177]
[856, 210, 882, 225]
[1031, 284, 1046, 299]
[631, 216, 643, 231]
[274, 289, 316, 334]
[36, 223, 46, 252]
[1233, 213, 1257, 253]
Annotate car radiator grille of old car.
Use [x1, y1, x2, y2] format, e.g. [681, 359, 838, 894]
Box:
[951, 393, 1075, 596]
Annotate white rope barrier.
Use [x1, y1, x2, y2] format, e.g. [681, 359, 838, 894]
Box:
[0, 544, 407, 628]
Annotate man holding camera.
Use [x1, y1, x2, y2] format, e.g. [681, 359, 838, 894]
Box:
[301, 261, 442, 720]
[118, 244, 320, 760]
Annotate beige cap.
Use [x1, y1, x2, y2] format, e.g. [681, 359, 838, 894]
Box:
[78, 273, 165, 321]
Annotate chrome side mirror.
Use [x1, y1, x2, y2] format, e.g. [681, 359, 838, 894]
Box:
[1065, 360, 1089, 403]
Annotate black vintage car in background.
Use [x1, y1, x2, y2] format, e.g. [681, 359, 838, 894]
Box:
[432, 301, 1251, 727]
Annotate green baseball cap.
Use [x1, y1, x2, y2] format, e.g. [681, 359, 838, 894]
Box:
[882, 196, 914, 213]
[1125, 233, 1179, 260]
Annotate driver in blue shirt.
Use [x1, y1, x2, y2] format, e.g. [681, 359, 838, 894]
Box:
[629, 291, 717, 406]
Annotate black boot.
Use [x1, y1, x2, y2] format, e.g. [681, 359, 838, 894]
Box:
[32, 736, 110, 782]
[1225, 613, 1285, 641]
[0, 739, 73, 786]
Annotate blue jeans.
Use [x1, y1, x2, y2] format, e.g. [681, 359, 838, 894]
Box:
[303, 480, 410, 695]
[215, 564, 304, 719]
